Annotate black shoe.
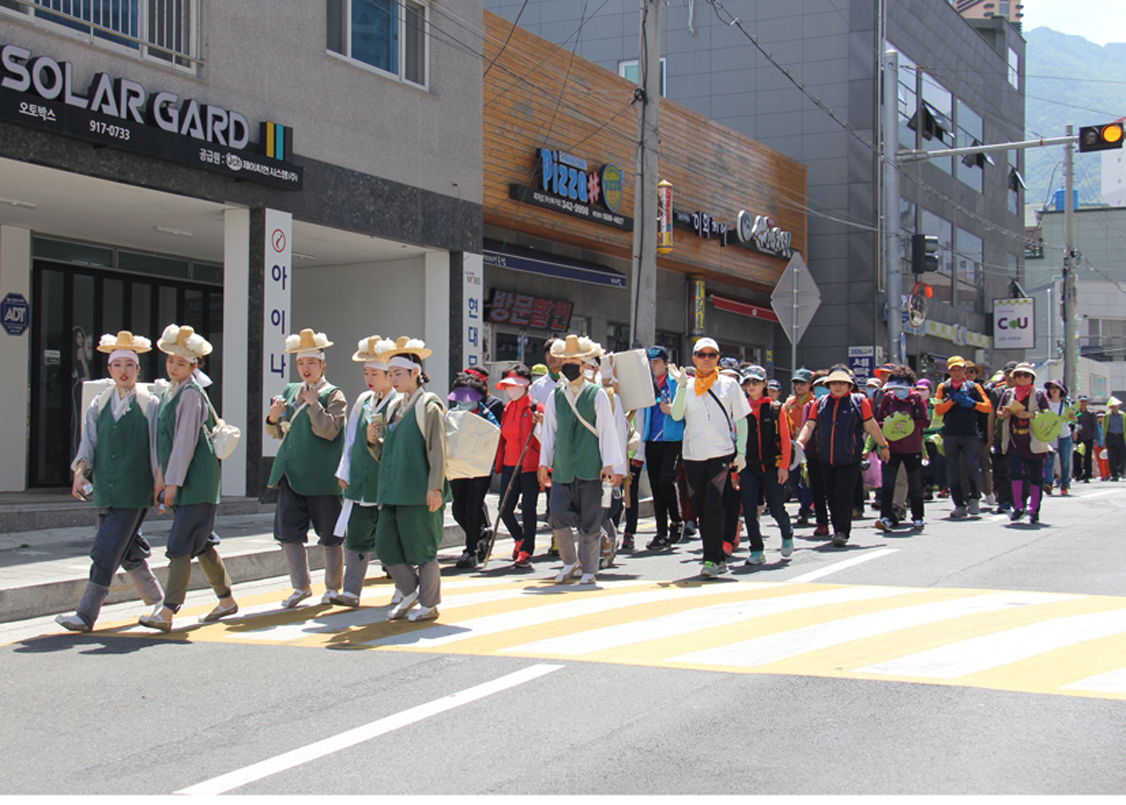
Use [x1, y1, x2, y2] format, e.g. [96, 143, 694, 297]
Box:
[476, 530, 493, 563]
[1029, 510, 1040, 524]
[796, 510, 811, 525]
[621, 533, 635, 551]
[668, 522, 685, 544]
[455, 551, 477, 569]
[646, 534, 671, 550]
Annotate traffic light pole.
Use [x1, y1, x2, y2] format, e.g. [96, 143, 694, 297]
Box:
[1064, 123, 1077, 397]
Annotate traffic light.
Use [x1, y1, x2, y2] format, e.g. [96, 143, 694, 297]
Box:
[1078, 122, 1124, 153]
[912, 234, 939, 275]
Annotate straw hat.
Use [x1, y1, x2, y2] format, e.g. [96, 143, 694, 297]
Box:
[96, 330, 151, 354]
[583, 341, 606, 366]
[284, 329, 333, 355]
[550, 334, 599, 359]
[157, 324, 212, 361]
[825, 368, 856, 386]
[352, 335, 395, 363]
[378, 336, 432, 362]
[1109, 396, 1122, 408]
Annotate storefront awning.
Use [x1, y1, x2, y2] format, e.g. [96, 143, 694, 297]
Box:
[710, 293, 779, 322]
[483, 239, 627, 288]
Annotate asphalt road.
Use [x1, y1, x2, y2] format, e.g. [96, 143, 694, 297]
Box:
[2, 483, 1124, 795]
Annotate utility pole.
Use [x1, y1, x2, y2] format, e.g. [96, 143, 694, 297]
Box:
[1063, 123, 1077, 395]
[629, 0, 660, 349]
[884, 49, 902, 364]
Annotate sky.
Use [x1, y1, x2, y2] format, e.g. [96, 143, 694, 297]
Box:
[1020, 0, 1126, 46]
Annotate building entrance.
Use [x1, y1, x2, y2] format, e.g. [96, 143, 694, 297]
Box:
[29, 261, 224, 487]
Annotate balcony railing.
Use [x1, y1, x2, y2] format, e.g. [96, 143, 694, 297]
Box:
[1079, 336, 1126, 363]
[0, 0, 201, 69]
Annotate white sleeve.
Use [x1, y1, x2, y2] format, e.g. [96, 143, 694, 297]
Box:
[729, 380, 752, 421]
[538, 392, 557, 470]
[594, 388, 626, 474]
[71, 398, 101, 472]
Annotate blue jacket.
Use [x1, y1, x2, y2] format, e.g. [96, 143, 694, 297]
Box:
[634, 373, 685, 444]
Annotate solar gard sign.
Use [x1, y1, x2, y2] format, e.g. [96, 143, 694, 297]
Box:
[992, 298, 1035, 350]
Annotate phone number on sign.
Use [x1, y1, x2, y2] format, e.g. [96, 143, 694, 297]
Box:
[89, 120, 131, 141]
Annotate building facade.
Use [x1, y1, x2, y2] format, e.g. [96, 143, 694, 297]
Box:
[479, 11, 806, 375]
[484, 0, 1028, 382]
[0, 0, 483, 495]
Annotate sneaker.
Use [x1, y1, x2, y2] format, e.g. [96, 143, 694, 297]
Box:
[476, 530, 493, 563]
[951, 506, 968, 519]
[831, 533, 849, 547]
[852, 507, 865, 519]
[328, 591, 360, 607]
[796, 510, 811, 525]
[912, 519, 924, 530]
[701, 560, 727, 578]
[813, 523, 830, 537]
[1060, 487, 1069, 496]
[514, 550, 533, 568]
[984, 492, 996, 507]
[722, 540, 734, 557]
[1043, 485, 1053, 496]
[781, 537, 794, 558]
[579, 573, 596, 585]
[554, 563, 580, 583]
[744, 551, 766, 566]
[621, 533, 635, 551]
[388, 589, 420, 620]
[683, 520, 698, 537]
[455, 551, 477, 569]
[875, 517, 894, 532]
[1009, 508, 1026, 522]
[646, 534, 671, 550]
[282, 588, 312, 608]
[1029, 510, 1040, 524]
[968, 499, 980, 516]
[511, 541, 522, 561]
[997, 501, 1012, 513]
[55, 613, 90, 633]
[669, 522, 687, 544]
[937, 488, 950, 498]
[407, 605, 439, 622]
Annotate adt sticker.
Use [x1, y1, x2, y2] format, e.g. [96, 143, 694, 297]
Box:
[1, 293, 29, 336]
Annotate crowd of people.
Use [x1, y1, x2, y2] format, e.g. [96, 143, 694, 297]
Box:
[55, 326, 1120, 631]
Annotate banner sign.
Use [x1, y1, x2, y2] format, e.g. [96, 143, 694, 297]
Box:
[262, 209, 292, 457]
[0, 42, 303, 189]
[486, 289, 573, 332]
[992, 297, 1035, 349]
[463, 254, 484, 368]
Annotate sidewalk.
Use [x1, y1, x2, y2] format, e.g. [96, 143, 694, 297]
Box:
[0, 493, 656, 623]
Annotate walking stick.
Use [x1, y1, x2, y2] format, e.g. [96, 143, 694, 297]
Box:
[480, 421, 538, 569]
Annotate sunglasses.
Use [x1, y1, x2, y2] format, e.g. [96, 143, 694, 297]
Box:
[1013, 372, 1033, 378]
[695, 351, 719, 359]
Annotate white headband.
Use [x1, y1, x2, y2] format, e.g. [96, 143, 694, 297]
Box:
[296, 350, 325, 361]
[498, 376, 531, 387]
[108, 349, 139, 365]
[389, 356, 417, 371]
[365, 360, 389, 371]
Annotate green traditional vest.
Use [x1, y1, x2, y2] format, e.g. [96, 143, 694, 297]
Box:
[91, 395, 154, 509]
[157, 381, 220, 506]
[267, 382, 345, 496]
[377, 394, 447, 506]
[344, 391, 388, 503]
[552, 382, 602, 483]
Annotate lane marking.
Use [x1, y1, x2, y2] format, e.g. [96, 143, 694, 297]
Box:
[670, 591, 1077, 669]
[175, 663, 563, 796]
[502, 584, 917, 657]
[1065, 666, 1126, 695]
[1078, 489, 1123, 499]
[787, 548, 898, 583]
[857, 609, 1126, 679]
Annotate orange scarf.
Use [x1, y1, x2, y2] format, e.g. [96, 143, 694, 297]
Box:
[694, 369, 718, 396]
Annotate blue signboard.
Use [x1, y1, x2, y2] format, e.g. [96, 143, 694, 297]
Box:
[1, 293, 29, 336]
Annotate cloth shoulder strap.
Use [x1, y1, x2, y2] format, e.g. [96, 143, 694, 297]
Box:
[561, 383, 599, 438]
[414, 391, 443, 439]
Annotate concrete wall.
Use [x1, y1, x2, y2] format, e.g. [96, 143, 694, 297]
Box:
[0, 0, 482, 203]
[0, 226, 30, 491]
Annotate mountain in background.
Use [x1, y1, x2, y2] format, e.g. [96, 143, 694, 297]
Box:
[1023, 27, 1126, 208]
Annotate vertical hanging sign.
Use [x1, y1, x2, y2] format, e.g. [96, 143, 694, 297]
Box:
[463, 253, 484, 368]
[262, 208, 292, 458]
[657, 180, 673, 254]
[690, 276, 706, 336]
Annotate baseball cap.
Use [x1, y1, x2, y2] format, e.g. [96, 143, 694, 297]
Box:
[767, 379, 781, 390]
[742, 364, 767, 382]
[793, 368, 813, 383]
[693, 337, 719, 354]
[647, 345, 670, 361]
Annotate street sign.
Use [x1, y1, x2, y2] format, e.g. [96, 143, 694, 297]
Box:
[1, 293, 29, 336]
[770, 252, 820, 345]
[848, 346, 875, 381]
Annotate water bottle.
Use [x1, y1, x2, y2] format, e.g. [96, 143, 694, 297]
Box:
[81, 483, 93, 496]
[601, 480, 614, 508]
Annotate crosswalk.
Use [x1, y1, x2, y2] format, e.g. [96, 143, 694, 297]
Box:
[100, 576, 1126, 700]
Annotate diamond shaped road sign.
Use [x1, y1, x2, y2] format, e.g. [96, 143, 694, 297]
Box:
[770, 252, 820, 345]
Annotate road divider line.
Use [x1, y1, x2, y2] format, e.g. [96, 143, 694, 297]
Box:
[787, 548, 898, 583]
[1078, 489, 1123, 499]
[175, 664, 563, 796]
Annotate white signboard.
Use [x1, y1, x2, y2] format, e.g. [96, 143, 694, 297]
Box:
[262, 208, 292, 458]
[463, 253, 484, 368]
[848, 346, 875, 381]
[993, 297, 1035, 350]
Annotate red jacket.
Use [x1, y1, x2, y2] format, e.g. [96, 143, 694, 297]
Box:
[494, 394, 541, 474]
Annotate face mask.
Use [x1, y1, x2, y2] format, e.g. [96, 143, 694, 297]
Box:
[560, 363, 582, 381]
[894, 387, 910, 400]
[813, 386, 830, 399]
[866, 387, 879, 399]
[505, 387, 526, 401]
[584, 368, 597, 381]
[456, 400, 476, 411]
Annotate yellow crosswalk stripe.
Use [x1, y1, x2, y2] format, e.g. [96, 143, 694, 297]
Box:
[92, 577, 1126, 700]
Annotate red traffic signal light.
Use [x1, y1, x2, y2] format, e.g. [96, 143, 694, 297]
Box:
[1079, 122, 1124, 153]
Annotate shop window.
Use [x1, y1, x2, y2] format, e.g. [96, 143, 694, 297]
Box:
[327, 0, 429, 89]
[954, 228, 983, 313]
[0, 0, 200, 70]
[32, 237, 113, 268]
[118, 251, 190, 280]
[955, 100, 988, 194]
[920, 209, 953, 304]
[606, 323, 631, 354]
[619, 57, 666, 97]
